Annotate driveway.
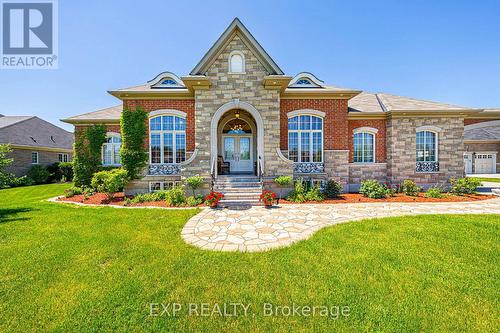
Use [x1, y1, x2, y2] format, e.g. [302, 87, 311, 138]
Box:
[182, 198, 500, 252]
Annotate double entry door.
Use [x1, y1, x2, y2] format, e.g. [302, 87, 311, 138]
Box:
[223, 135, 253, 173]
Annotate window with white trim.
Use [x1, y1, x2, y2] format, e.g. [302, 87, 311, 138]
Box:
[288, 115, 323, 163]
[102, 134, 121, 166]
[353, 132, 375, 163]
[58, 153, 69, 163]
[229, 52, 244, 73]
[149, 181, 181, 192]
[31, 152, 39, 164]
[149, 115, 186, 164]
[416, 130, 437, 162]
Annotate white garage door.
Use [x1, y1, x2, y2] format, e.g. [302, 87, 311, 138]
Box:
[474, 154, 495, 174]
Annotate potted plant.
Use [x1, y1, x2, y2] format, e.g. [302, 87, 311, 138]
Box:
[204, 191, 224, 208]
[274, 175, 292, 204]
[260, 190, 277, 208]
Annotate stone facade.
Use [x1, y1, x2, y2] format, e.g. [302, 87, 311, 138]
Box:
[348, 163, 387, 192]
[387, 116, 465, 187]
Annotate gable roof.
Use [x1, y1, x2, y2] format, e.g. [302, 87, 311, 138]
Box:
[0, 116, 73, 150]
[62, 105, 122, 124]
[0, 115, 35, 129]
[190, 18, 284, 75]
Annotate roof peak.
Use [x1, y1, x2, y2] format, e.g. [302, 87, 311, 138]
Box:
[190, 18, 283, 75]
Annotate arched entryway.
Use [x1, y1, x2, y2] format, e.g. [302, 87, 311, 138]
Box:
[210, 100, 264, 177]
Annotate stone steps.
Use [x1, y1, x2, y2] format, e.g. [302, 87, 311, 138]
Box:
[214, 175, 262, 207]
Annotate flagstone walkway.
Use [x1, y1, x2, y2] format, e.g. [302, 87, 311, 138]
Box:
[181, 198, 500, 252]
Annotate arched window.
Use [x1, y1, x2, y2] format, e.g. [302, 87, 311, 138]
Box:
[416, 130, 437, 162]
[288, 115, 323, 162]
[353, 132, 375, 163]
[229, 51, 245, 73]
[149, 115, 186, 164]
[296, 78, 313, 85]
[102, 133, 121, 166]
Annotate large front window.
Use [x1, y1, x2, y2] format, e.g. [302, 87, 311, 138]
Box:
[353, 132, 375, 163]
[416, 131, 437, 162]
[150, 115, 186, 164]
[102, 134, 121, 166]
[288, 115, 323, 162]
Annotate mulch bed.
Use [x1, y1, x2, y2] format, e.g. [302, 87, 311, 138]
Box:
[57, 192, 492, 207]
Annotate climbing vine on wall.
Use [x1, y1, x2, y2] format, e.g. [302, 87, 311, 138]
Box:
[73, 124, 107, 186]
[120, 108, 148, 179]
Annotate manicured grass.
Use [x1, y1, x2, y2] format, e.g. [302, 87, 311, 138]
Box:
[0, 184, 499, 332]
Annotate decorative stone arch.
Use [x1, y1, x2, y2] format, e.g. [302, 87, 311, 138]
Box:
[148, 109, 187, 118]
[353, 126, 379, 135]
[211, 100, 264, 176]
[416, 125, 442, 133]
[286, 109, 326, 119]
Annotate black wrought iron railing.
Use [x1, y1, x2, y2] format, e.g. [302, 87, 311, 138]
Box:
[416, 161, 439, 173]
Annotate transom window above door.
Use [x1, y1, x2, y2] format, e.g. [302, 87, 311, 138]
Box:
[288, 115, 323, 163]
[222, 118, 251, 134]
[150, 115, 186, 164]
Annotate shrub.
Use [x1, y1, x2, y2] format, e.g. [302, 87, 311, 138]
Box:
[0, 144, 14, 188]
[274, 175, 292, 200]
[204, 191, 224, 207]
[425, 187, 444, 198]
[286, 178, 307, 203]
[10, 176, 34, 187]
[359, 179, 387, 199]
[450, 177, 481, 195]
[260, 190, 277, 206]
[165, 186, 186, 206]
[27, 165, 50, 184]
[73, 124, 106, 186]
[401, 179, 421, 196]
[59, 162, 73, 181]
[91, 168, 128, 199]
[305, 185, 325, 201]
[323, 179, 342, 198]
[383, 182, 396, 197]
[46, 163, 62, 183]
[64, 186, 83, 198]
[120, 108, 148, 179]
[185, 176, 204, 196]
[186, 195, 204, 207]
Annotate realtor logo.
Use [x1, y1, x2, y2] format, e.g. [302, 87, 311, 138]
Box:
[1, 0, 58, 69]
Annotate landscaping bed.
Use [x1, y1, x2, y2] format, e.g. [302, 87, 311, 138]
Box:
[57, 192, 205, 207]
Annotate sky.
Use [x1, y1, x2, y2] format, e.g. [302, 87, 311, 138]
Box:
[1, 0, 499, 131]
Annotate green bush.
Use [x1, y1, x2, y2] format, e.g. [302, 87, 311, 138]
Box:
[359, 179, 387, 199]
[73, 124, 106, 186]
[46, 163, 62, 183]
[274, 175, 292, 200]
[305, 185, 324, 201]
[185, 176, 204, 196]
[186, 195, 204, 207]
[64, 186, 83, 198]
[165, 186, 186, 207]
[401, 179, 421, 196]
[9, 176, 34, 187]
[120, 108, 148, 179]
[425, 187, 444, 198]
[91, 168, 128, 199]
[450, 177, 481, 195]
[286, 178, 307, 203]
[131, 190, 169, 203]
[323, 179, 342, 198]
[0, 144, 14, 188]
[59, 162, 73, 181]
[27, 165, 50, 184]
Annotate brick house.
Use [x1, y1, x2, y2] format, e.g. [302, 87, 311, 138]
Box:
[0, 115, 73, 176]
[63, 18, 499, 197]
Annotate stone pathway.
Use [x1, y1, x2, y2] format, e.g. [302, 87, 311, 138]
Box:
[181, 198, 500, 252]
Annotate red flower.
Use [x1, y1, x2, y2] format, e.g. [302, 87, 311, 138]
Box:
[204, 191, 224, 206]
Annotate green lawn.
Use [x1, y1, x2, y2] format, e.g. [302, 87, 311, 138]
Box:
[0, 184, 499, 332]
[473, 177, 500, 184]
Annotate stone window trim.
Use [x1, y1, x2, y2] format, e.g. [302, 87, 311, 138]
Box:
[416, 125, 442, 133]
[416, 129, 440, 173]
[102, 132, 122, 166]
[228, 50, 246, 74]
[287, 109, 326, 119]
[352, 127, 377, 164]
[31, 151, 39, 164]
[149, 112, 187, 165]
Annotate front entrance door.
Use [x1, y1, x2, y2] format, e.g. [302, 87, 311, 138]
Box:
[223, 135, 253, 173]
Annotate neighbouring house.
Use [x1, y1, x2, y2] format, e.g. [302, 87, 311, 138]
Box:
[62, 18, 500, 198]
[464, 116, 500, 174]
[0, 115, 73, 176]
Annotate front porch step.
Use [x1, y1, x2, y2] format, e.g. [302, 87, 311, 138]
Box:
[215, 187, 262, 193]
[214, 184, 262, 190]
[214, 175, 263, 206]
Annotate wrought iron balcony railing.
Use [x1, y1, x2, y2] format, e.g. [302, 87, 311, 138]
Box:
[415, 161, 439, 173]
[148, 164, 181, 175]
[293, 162, 325, 174]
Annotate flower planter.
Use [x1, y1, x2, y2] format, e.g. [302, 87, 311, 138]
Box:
[204, 191, 224, 209]
[260, 190, 277, 208]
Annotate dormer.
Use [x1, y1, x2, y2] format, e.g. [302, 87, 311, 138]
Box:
[288, 72, 324, 88]
[148, 72, 185, 89]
